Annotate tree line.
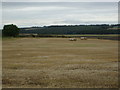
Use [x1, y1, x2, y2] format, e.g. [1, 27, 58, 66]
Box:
[20, 24, 120, 35]
[2, 24, 120, 37]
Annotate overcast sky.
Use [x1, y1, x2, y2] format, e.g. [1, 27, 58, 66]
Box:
[2, 2, 118, 28]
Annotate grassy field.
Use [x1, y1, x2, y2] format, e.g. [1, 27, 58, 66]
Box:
[2, 37, 118, 88]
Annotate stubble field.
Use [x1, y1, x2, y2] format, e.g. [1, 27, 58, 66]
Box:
[2, 38, 118, 88]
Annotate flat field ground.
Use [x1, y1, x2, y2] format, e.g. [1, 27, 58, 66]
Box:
[2, 38, 118, 88]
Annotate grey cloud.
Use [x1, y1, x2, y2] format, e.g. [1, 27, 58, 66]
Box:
[54, 19, 117, 25]
[2, 2, 118, 28]
[3, 2, 117, 10]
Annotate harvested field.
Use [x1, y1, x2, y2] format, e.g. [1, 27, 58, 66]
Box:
[2, 38, 118, 88]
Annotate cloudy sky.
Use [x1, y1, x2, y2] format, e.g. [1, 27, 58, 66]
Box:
[2, 2, 118, 28]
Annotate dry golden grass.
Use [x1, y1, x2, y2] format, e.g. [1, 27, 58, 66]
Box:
[2, 38, 118, 88]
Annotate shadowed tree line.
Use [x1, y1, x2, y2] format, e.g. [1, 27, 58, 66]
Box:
[2, 24, 120, 37]
[20, 24, 120, 35]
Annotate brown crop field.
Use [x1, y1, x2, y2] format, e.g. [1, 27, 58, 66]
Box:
[2, 37, 118, 88]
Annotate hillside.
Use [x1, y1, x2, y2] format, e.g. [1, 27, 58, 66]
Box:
[19, 24, 120, 35]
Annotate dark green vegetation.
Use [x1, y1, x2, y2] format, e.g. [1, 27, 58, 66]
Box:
[20, 24, 120, 35]
[2, 24, 19, 37]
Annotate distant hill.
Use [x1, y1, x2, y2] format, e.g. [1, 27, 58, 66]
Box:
[19, 24, 120, 35]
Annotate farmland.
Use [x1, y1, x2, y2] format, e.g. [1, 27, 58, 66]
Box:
[2, 37, 118, 88]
